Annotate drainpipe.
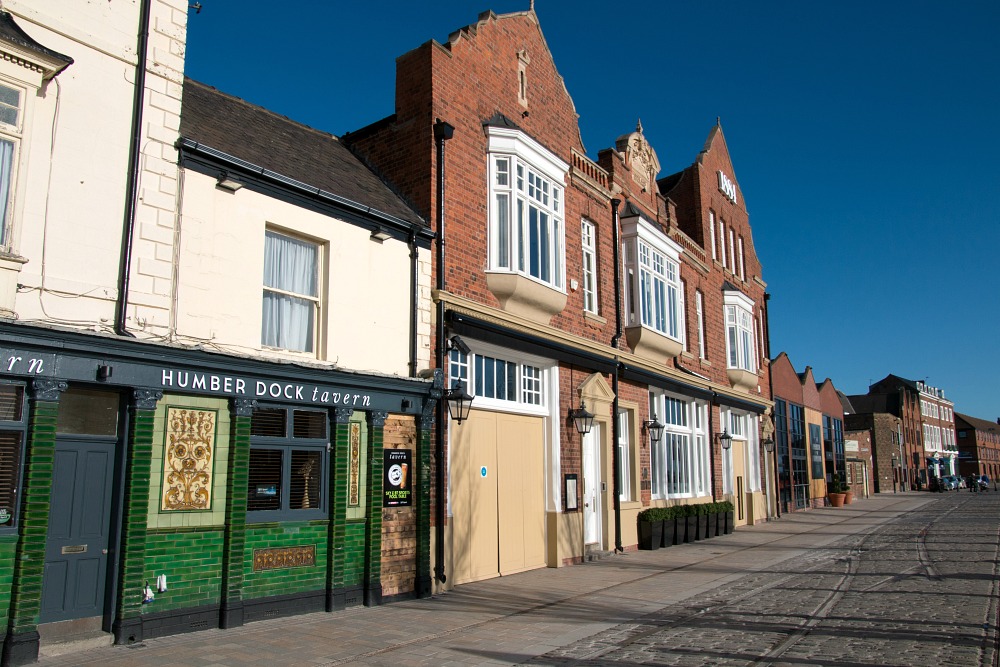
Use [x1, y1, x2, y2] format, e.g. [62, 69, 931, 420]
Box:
[114, 0, 151, 336]
[408, 229, 419, 378]
[764, 292, 779, 518]
[433, 119, 454, 584]
[609, 199, 623, 553]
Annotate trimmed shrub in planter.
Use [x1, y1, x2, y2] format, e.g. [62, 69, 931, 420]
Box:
[638, 507, 666, 550]
[661, 506, 679, 548]
[694, 503, 710, 540]
[682, 504, 698, 543]
[718, 500, 735, 534]
[673, 505, 688, 545]
[705, 502, 719, 538]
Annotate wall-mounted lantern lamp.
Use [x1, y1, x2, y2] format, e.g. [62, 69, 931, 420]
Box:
[568, 400, 595, 435]
[643, 414, 665, 445]
[444, 380, 473, 423]
[763, 437, 775, 453]
[718, 429, 733, 450]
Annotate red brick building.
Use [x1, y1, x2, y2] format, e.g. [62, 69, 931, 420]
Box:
[769, 354, 849, 510]
[849, 375, 956, 489]
[344, 7, 772, 589]
[955, 413, 1000, 482]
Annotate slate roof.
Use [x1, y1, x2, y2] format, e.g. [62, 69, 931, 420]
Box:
[955, 412, 1000, 434]
[846, 393, 890, 414]
[0, 11, 73, 71]
[179, 79, 424, 227]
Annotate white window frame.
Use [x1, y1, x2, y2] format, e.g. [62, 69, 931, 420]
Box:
[719, 221, 727, 269]
[0, 81, 24, 252]
[581, 219, 597, 313]
[649, 390, 709, 500]
[622, 215, 685, 344]
[617, 409, 632, 502]
[486, 126, 568, 292]
[448, 341, 552, 417]
[696, 290, 706, 360]
[728, 228, 736, 273]
[738, 236, 746, 281]
[723, 290, 757, 373]
[261, 229, 322, 355]
[709, 211, 717, 261]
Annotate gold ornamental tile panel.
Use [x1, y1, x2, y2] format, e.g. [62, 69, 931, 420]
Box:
[161, 407, 216, 511]
[253, 545, 317, 571]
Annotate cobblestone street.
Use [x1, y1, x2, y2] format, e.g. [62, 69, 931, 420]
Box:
[38, 492, 998, 667]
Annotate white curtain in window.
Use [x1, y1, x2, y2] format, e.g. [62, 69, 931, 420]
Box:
[262, 231, 317, 352]
[0, 139, 13, 247]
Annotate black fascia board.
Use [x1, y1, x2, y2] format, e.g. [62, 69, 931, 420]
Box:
[446, 311, 617, 374]
[0, 322, 434, 416]
[619, 364, 713, 401]
[713, 391, 767, 414]
[177, 138, 434, 248]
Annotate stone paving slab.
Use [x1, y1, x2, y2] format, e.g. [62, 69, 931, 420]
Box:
[37, 493, 946, 667]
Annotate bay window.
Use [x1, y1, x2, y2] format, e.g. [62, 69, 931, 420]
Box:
[487, 127, 566, 291]
[723, 288, 757, 391]
[622, 214, 685, 360]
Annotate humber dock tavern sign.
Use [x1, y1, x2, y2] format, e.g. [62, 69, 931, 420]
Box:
[0, 348, 373, 408]
[717, 170, 737, 204]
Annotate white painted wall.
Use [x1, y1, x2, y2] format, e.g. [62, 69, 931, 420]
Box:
[176, 170, 422, 377]
[4, 0, 186, 330]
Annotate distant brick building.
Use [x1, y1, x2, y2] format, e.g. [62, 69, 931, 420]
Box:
[849, 375, 956, 489]
[955, 413, 1000, 482]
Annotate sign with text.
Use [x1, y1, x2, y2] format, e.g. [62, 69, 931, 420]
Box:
[383, 449, 412, 507]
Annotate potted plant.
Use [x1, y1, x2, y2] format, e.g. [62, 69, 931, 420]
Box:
[718, 500, 735, 534]
[673, 505, 688, 545]
[637, 507, 664, 550]
[695, 503, 711, 540]
[707, 503, 726, 537]
[661, 506, 678, 548]
[827, 477, 847, 508]
[683, 504, 698, 543]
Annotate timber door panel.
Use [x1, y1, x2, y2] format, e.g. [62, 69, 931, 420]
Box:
[451, 411, 544, 584]
[450, 412, 499, 585]
[41, 437, 115, 622]
[498, 415, 544, 575]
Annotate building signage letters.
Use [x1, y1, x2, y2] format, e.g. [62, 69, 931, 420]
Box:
[717, 170, 737, 204]
[158, 369, 371, 407]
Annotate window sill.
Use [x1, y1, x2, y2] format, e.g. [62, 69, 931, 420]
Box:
[624, 325, 682, 363]
[583, 310, 606, 326]
[0, 252, 26, 318]
[486, 271, 567, 324]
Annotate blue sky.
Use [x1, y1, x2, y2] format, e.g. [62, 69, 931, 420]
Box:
[185, 1, 1000, 420]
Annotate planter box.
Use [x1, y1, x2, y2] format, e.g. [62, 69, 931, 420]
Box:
[638, 520, 663, 550]
[674, 515, 687, 545]
[708, 512, 719, 537]
[724, 511, 735, 534]
[661, 518, 676, 548]
[684, 515, 697, 543]
[697, 514, 709, 540]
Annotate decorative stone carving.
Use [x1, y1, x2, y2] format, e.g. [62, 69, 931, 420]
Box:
[132, 388, 163, 410]
[368, 410, 388, 429]
[230, 398, 257, 418]
[28, 378, 66, 402]
[615, 120, 661, 192]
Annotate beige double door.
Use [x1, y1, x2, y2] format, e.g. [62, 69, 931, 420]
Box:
[451, 410, 546, 585]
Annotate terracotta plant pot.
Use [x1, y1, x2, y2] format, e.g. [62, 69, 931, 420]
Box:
[828, 492, 846, 507]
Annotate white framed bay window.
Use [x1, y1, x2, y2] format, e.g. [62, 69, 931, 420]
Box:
[723, 288, 757, 391]
[262, 229, 322, 354]
[649, 390, 709, 499]
[622, 214, 685, 357]
[487, 125, 567, 291]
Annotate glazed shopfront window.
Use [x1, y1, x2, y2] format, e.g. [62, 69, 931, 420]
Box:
[247, 406, 328, 521]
